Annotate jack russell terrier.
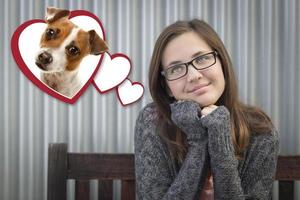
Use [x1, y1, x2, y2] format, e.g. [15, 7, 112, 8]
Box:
[35, 7, 108, 98]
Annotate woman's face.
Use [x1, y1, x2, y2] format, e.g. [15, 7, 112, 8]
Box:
[161, 31, 225, 108]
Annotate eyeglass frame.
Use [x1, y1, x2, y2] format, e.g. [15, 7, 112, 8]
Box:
[160, 51, 218, 81]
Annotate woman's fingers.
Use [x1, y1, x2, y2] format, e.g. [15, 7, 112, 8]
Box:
[201, 105, 218, 118]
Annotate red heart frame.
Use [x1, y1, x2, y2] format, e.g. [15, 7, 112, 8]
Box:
[11, 10, 106, 104]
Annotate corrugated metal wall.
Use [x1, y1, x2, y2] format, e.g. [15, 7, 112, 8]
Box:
[1, 0, 299, 199]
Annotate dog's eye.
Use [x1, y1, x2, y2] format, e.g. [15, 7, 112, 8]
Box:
[68, 46, 80, 56]
[45, 28, 56, 40]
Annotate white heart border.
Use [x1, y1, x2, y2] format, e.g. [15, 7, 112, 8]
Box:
[93, 52, 131, 93]
[116, 78, 144, 106]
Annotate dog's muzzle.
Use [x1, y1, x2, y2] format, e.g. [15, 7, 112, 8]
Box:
[35, 51, 53, 70]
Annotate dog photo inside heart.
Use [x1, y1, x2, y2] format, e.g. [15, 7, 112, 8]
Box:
[13, 7, 108, 102]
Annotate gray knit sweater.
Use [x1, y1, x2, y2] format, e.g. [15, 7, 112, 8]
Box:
[134, 101, 279, 200]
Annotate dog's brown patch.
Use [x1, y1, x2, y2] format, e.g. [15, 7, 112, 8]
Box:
[88, 30, 108, 55]
[40, 19, 74, 48]
[45, 7, 70, 23]
[65, 30, 91, 71]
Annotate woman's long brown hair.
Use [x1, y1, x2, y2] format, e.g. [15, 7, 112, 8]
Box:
[149, 19, 273, 163]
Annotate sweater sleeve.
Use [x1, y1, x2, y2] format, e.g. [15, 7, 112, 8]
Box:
[134, 103, 209, 200]
[201, 106, 279, 200]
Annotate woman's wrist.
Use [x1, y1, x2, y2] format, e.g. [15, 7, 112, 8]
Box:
[201, 106, 230, 128]
[200, 106, 235, 156]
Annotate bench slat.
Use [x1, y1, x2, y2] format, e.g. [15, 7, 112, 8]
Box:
[68, 153, 135, 180]
[121, 180, 135, 200]
[276, 156, 300, 180]
[279, 181, 294, 200]
[99, 180, 113, 200]
[75, 180, 90, 200]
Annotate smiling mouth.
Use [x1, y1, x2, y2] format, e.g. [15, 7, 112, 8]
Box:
[188, 83, 210, 93]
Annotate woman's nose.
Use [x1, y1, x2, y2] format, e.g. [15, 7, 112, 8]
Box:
[187, 65, 203, 82]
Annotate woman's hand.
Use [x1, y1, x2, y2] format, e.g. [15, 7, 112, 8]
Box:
[201, 105, 218, 118]
[170, 100, 207, 142]
[170, 100, 201, 127]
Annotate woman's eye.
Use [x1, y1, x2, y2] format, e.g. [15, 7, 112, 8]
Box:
[170, 65, 185, 74]
[68, 46, 80, 55]
[195, 57, 206, 64]
[195, 55, 211, 64]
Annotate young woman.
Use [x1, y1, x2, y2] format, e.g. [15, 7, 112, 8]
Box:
[134, 19, 279, 199]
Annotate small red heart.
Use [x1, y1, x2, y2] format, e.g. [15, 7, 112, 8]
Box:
[11, 10, 106, 104]
[117, 79, 144, 106]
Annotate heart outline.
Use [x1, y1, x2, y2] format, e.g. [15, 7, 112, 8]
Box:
[116, 78, 144, 106]
[11, 10, 106, 104]
[93, 52, 132, 94]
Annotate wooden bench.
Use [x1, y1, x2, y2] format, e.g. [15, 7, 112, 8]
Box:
[276, 156, 300, 199]
[47, 143, 300, 200]
[47, 143, 135, 200]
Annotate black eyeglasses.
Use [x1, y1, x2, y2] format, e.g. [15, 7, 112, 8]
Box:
[161, 51, 218, 81]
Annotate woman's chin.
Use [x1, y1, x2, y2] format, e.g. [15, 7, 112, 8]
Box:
[193, 98, 218, 108]
[172, 95, 218, 108]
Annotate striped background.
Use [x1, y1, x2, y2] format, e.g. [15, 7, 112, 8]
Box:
[1, 0, 299, 199]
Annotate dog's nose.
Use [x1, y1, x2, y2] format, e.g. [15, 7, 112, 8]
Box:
[37, 51, 53, 65]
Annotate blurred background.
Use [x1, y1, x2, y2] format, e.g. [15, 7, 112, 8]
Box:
[1, 0, 299, 199]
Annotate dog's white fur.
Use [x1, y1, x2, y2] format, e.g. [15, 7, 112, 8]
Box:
[36, 27, 82, 97]
[36, 27, 80, 73]
[41, 70, 82, 97]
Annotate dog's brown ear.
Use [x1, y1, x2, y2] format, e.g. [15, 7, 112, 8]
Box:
[45, 7, 70, 23]
[88, 30, 109, 55]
